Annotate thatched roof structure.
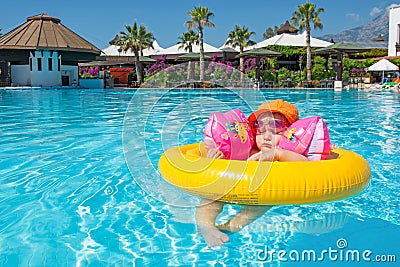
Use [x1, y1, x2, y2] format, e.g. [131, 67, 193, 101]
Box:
[0, 14, 101, 63]
[372, 34, 384, 42]
[109, 35, 120, 45]
[277, 20, 299, 35]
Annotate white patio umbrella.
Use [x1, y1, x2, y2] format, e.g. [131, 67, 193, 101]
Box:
[368, 58, 399, 82]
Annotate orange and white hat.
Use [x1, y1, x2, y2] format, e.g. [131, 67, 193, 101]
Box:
[257, 99, 299, 124]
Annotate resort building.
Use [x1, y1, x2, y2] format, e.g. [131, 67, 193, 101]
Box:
[388, 5, 400, 56]
[0, 14, 101, 87]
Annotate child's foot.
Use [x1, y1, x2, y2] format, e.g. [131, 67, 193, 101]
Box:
[197, 225, 229, 247]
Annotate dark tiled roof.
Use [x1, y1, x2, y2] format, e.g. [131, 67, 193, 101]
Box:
[315, 42, 370, 54]
[0, 14, 100, 54]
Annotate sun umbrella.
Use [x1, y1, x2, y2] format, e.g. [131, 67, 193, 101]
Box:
[368, 58, 399, 83]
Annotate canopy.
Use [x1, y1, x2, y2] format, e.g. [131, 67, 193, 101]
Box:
[237, 48, 281, 57]
[219, 47, 239, 53]
[368, 59, 399, 71]
[252, 32, 332, 49]
[315, 42, 369, 54]
[78, 56, 155, 67]
[177, 52, 211, 60]
[139, 56, 156, 63]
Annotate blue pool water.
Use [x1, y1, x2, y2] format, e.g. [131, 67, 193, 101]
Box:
[0, 88, 399, 266]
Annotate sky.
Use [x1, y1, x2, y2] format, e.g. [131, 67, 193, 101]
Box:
[1, 0, 398, 50]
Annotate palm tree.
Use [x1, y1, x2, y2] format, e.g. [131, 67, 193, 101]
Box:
[263, 27, 276, 39]
[291, 1, 324, 81]
[185, 6, 215, 81]
[225, 25, 256, 81]
[116, 21, 155, 83]
[263, 25, 280, 39]
[177, 29, 199, 52]
[177, 30, 199, 81]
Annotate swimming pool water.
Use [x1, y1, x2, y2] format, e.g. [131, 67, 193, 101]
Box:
[0, 88, 399, 266]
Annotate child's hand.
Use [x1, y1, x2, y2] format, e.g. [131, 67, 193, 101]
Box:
[259, 147, 279, 161]
[207, 148, 225, 159]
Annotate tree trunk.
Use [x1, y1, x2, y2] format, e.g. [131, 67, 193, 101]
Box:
[134, 50, 143, 84]
[199, 28, 204, 82]
[336, 53, 343, 81]
[306, 26, 312, 82]
[187, 61, 193, 81]
[239, 47, 244, 83]
[187, 46, 193, 82]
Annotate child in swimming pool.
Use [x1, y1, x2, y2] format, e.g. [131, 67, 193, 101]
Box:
[197, 99, 308, 247]
[206, 99, 307, 161]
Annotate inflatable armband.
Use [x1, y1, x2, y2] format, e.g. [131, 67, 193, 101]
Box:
[278, 116, 331, 161]
[204, 109, 254, 160]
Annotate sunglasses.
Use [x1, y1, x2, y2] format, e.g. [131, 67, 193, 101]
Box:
[253, 118, 287, 134]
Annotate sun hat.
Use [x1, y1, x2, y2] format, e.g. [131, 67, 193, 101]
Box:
[257, 99, 299, 124]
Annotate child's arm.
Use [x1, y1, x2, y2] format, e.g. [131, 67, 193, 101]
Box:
[275, 148, 308, 162]
[254, 148, 308, 162]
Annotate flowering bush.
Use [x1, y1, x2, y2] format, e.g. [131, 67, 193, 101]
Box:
[244, 58, 256, 73]
[205, 55, 234, 79]
[147, 55, 168, 76]
[211, 62, 234, 80]
[79, 66, 99, 78]
[206, 54, 219, 73]
[226, 61, 233, 74]
[351, 68, 366, 77]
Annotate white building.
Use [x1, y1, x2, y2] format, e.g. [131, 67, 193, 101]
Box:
[388, 5, 400, 56]
[0, 14, 101, 87]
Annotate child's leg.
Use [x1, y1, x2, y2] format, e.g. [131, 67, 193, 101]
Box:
[195, 200, 230, 246]
[218, 205, 272, 232]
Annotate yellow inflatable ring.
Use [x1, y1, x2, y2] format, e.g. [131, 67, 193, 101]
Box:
[158, 143, 371, 205]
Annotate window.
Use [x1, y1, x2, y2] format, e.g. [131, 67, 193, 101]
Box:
[58, 59, 61, 71]
[48, 58, 53, 71]
[29, 58, 32, 71]
[37, 58, 42, 71]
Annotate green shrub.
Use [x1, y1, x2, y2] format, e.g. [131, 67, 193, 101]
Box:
[312, 56, 326, 80]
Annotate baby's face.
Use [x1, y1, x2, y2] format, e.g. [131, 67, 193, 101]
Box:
[254, 112, 289, 150]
